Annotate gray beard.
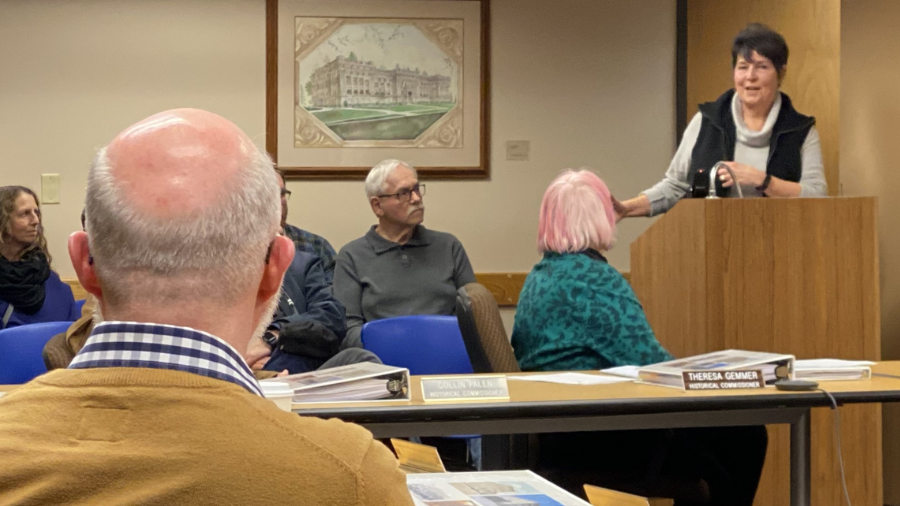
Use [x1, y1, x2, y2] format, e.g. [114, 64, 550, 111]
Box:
[252, 284, 282, 344]
[92, 301, 103, 324]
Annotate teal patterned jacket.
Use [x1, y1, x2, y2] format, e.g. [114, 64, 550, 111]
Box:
[511, 251, 674, 372]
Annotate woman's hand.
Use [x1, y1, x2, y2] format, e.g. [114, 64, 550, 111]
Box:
[717, 162, 766, 188]
[612, 195, 651, 221]
[611, 195, 628, 222]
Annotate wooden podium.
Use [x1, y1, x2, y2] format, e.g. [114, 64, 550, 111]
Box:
[630, 197, 881, 506]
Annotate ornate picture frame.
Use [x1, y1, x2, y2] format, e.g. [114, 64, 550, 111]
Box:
[266, 0, 490, 180]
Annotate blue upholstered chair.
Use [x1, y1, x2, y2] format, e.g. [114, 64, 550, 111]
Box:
[361, 315, 474, 375]
[0, 321, 72, 384]
[361, 315, 479, 468]
[74, 299, 86, 313]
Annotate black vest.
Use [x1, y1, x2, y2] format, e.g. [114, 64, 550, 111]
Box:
[689, 89, 815, 196]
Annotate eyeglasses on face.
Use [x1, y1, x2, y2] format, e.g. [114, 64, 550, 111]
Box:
[280, 188, 292, 201]
[377, 183, 425, 202]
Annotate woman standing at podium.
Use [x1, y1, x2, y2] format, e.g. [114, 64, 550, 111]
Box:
[615, 23, 827, 219]
[512, 170, 768, 506]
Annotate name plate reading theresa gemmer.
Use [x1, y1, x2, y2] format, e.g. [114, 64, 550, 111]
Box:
[421, 376, 510, 402]
[681, 369, 765, 391]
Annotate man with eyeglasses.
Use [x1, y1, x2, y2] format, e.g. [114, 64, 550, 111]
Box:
[334, 159, 476, 349]
[275, 169, 338, 283]
[0, 109, 413, 505]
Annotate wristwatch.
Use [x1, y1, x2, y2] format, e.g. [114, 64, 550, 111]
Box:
[757, 174, 772, 193]
[262, 327, 279, 348]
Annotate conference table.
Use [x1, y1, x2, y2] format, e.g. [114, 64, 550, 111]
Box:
[293, 362, 900, 506]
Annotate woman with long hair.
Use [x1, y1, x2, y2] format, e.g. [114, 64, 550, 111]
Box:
[0, 186, 79, 329]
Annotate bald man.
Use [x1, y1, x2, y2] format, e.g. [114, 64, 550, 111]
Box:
[0, 110, 413, 505]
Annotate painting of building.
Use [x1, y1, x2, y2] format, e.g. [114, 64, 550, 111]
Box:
[295, 19, 462, 146]
[308, 55, 452, 107]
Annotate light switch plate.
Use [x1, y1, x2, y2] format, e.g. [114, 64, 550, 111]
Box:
[41, 174, 60, 204]
[506, 140, 530, 161]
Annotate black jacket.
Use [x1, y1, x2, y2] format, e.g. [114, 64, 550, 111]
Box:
[272, 250, 347, 359]
[689, 89, 815, 196]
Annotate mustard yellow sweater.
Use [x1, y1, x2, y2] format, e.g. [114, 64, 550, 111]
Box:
[0, 368, 413, 505]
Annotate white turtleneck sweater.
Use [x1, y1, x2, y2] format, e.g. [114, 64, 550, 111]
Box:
[643, 92, 827, 216]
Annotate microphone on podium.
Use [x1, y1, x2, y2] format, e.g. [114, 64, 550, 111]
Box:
[690, 167, 710, 198]
[690, 162, 743, 199]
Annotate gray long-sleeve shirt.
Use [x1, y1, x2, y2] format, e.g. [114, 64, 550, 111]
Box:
[643, 92, 828, 216]
[333, 225, 476, 349]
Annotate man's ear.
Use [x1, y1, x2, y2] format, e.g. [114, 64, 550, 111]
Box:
[68, 231, 102, 298]
[258, 235, 294, 302]
[370, 196, 384, 218]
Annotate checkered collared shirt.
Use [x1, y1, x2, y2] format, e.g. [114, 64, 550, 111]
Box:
[283, 223, 337, 281]
[69, 321, 263, 397]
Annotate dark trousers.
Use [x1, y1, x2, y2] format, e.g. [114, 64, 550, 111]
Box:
[536, 425, 768, 506]
[263, 347, 382, 375]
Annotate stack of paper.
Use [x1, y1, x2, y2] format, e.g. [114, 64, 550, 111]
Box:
[600, 365, 640, 379]
[794, 359, 874, 381]
[508, 372, 633, 385]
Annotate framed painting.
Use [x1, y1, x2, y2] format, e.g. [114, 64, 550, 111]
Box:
[266, 0, 490, 180]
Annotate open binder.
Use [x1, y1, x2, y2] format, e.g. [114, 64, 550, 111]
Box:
[638, 349, 795, 388]
[262, 362, 410, 403]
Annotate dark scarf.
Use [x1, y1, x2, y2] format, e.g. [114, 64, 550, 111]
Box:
[580, 249, 609, 263]
[0, 248, 50, 315]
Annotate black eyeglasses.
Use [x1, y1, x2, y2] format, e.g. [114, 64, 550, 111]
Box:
[378, 183, 425, 203]
[280, 188, 292, 201]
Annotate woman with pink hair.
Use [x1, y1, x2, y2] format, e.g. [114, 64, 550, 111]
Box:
[512, 169, 671, 372]
[511, 170, 767, 506]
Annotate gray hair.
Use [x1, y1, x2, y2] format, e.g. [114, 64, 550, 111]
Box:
[364, 159, 417, 198]
[85, 146, 280, 305]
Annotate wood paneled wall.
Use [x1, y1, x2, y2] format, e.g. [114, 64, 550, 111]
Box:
[62, 277, 533, 308]
[840, 2, 900, 503]
[64, 272, 631, 309]
[685, 0, 840, 195]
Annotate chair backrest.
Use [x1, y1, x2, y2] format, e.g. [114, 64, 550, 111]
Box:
[583, 484, 650, 506]
[0, 321, 72, 384]
[456, 283, 520, 374]
[74, 299, 86, 313]
[361, 315, 474, 375]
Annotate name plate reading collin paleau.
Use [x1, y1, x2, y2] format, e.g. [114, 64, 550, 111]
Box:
[421, 376, 510, 402]
[681, 369, 765, 391]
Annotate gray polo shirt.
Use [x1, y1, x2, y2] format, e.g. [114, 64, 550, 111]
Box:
[334, 225, 476, 348]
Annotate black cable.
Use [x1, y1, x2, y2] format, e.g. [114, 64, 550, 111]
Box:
[818, 388, 851, 506]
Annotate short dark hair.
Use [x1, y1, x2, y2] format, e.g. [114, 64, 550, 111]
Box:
[731, 23, 788, 72]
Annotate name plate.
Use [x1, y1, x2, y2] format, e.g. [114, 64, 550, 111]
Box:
[421, 375, 510, 402]
[682, 369, 765, 391]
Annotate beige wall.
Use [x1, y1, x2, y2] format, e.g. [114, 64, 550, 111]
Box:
[0, 0, 675, 334]
[284, 0, 675, 276]
[840, 1, 900, 503]
[0, 0, 268, 270]
[0, 0, 675, 271]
